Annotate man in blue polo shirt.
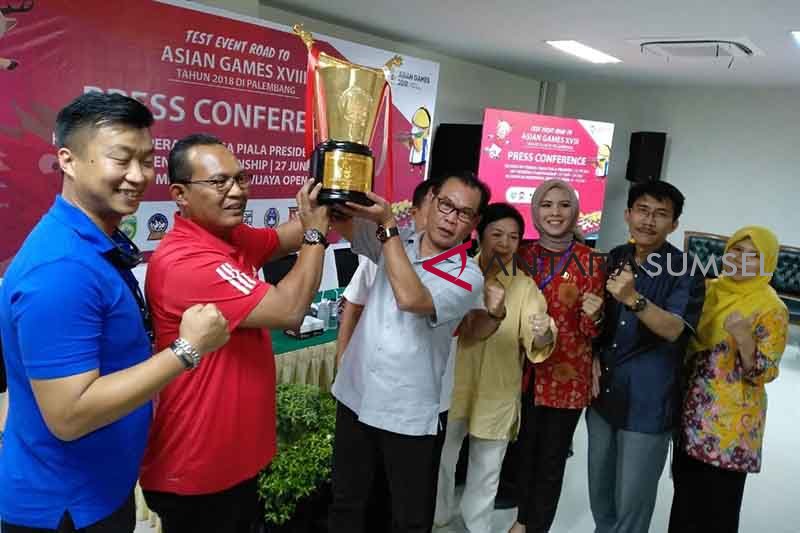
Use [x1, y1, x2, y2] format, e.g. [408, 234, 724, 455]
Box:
[0, 92, 229, 532]
[588, 181, 706, 533]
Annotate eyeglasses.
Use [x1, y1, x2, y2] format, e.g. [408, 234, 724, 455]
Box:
[177, 172, 250, 193]
[435, 196, 477, 223]
[632, 205, 671, 223]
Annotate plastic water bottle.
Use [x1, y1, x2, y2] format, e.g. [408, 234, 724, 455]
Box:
[317, 299, 330, 331]
[328, 299, 339, 330]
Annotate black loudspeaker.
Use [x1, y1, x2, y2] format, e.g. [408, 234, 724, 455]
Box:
[262, 254, 297, 286]
[429, 123, 483, 179]
[625, 131, 666, 182]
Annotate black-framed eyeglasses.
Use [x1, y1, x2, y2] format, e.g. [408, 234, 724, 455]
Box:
[176, 172, 250, 193]
[435, 196, 477, 223]
[632, 204, 671, 222]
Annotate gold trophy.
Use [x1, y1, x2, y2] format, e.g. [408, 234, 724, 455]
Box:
[294, 24, 402, 206]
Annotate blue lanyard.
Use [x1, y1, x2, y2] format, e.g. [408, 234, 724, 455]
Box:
[105, 230, 154, 344]
[536, 241, 575, 290]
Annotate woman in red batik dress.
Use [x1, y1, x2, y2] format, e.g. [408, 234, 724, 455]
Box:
[509, 179, 606, 533]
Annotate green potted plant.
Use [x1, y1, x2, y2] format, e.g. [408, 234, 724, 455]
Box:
[258, 383, 336, 533]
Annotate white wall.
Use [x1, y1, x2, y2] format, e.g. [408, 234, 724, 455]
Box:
[561, 83, 800, 251]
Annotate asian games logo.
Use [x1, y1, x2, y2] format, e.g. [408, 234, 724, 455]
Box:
[147, 213, 168, 241]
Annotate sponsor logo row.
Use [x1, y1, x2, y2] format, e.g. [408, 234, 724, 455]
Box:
[118, 206, 300, 241]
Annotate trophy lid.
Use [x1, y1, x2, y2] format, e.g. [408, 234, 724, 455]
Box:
[296, 24, 404, 145]
[315, 53, 386, 144]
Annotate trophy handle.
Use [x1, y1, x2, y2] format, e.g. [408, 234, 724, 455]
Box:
[292, 24, 315, 51]
[382, 55, 403, 79]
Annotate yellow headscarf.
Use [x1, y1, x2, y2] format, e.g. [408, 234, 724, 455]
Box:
[689, 226, 787, 354]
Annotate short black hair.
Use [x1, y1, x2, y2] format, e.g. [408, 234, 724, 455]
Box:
[431, 171, 491, 215]
[627, 181, 685, 221]
[411, 177, 441, 208]
[55, 92, 154, 153]
[168, 133, 226, 184]
[477, 202, 525, 239]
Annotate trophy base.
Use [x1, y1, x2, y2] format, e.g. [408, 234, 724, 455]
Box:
[310, 140, 374, 207]
[318, 189, 373, 206]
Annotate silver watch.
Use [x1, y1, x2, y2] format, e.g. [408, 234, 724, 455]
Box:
[170, 337, 201, 370]
[302, 228, 329, 248]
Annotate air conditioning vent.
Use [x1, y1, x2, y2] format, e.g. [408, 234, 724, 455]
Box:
[628, 37, 764, 59]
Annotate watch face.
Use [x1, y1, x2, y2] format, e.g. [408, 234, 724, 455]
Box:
[376, 225, 397, 243]
[304, 230, 321, 243]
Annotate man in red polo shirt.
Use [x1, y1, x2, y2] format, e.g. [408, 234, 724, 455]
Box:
[140, 133, 331, 533]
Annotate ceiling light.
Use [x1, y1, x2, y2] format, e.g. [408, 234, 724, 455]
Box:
[545, 40, 621, 64]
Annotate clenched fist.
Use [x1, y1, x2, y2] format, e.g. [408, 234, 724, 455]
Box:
[178, 303, 230, 356]
[582, 292, 604, 321]
[724, 310, 757, 341]
[484, 280, 506, 319]
[529, 312, 551, 338]
[606, 264, 637, 306]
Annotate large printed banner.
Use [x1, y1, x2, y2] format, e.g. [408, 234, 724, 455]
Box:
[478, 108, 614, 240]
[0, 0, 439, 270]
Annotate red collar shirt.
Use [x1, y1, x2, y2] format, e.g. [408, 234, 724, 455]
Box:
[519, 242, 605, 409]
[140, 215, 279, 494]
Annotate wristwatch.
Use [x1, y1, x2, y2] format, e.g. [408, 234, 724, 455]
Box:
[376, 224, 400, 243]
[626, 294, 648, 313]
[170, 337, 201, 370]
[302, 228, 328, 248]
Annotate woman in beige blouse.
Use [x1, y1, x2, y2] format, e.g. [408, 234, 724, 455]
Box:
[434, 203, 556, 533]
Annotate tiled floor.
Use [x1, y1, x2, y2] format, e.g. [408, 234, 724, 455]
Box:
[437, 339, 800, 533]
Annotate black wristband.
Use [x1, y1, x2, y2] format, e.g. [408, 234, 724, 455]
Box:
[487, 307, 506, 320]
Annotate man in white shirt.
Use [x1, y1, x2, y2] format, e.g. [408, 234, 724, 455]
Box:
[336, 178, 442, 531]
[336, 178, 439, 365]
[330, 173, 490, 533]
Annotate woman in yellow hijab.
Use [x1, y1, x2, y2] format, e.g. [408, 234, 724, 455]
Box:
[669, 226, 790, 533]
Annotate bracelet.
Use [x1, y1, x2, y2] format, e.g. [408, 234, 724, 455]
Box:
[170, 337, 201, 370]
[171, 346, 193, 370]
